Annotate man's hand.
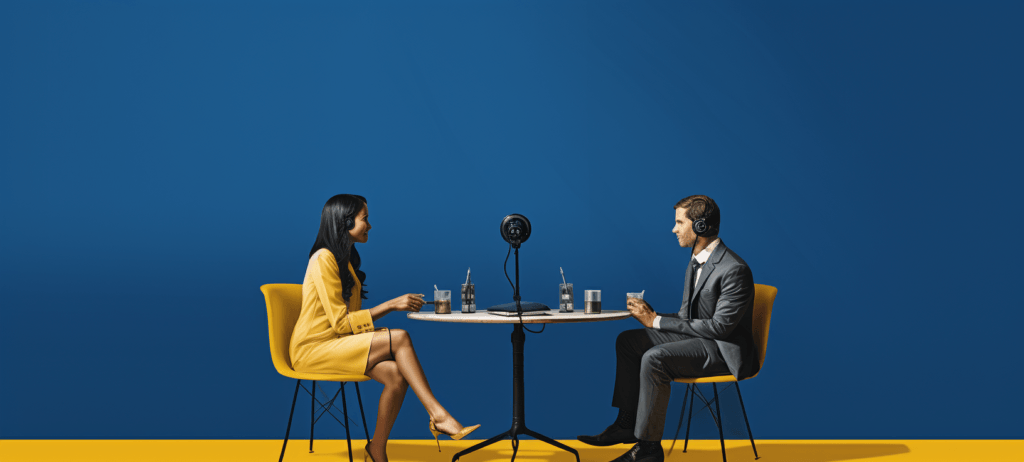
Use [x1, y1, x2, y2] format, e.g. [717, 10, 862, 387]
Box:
[627, 297, 656, 328]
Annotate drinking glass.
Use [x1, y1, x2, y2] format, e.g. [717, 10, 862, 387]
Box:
[434, 290, 452, 314]
[461, 284, 476, 313]
[584, 290, 602, 314]
[559, 283, 574, 313]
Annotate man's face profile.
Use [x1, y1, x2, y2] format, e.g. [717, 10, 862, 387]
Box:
[672, 207, 695, 248]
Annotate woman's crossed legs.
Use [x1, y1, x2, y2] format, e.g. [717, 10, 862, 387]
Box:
[362, 328, 466, 462]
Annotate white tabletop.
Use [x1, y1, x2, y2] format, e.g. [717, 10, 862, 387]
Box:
[407, 309, 632, 324]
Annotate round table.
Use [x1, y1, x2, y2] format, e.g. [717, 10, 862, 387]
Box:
[407, 309, 631, 324]
[408, 309, 632, 462]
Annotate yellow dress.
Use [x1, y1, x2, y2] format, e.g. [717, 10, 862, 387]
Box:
[290, 248, 376, 375]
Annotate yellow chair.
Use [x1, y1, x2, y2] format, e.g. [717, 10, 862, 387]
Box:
[668, 283, 777, 462]
[262, 283, 372, 462]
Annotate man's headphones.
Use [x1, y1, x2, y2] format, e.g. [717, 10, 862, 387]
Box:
[691, 199, 719, 238]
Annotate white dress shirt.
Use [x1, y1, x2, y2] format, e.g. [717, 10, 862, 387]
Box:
[652, 238, 720, 329]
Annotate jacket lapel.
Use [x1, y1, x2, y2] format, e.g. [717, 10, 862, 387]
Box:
[689, 242, 727, 312]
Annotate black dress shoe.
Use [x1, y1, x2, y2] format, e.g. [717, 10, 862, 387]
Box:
[577, 422, 639, 446]
[609, 442, 664, 462]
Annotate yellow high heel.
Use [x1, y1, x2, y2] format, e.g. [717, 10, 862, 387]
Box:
[429, 420, 481, 452]
[363, 443, 376, 462]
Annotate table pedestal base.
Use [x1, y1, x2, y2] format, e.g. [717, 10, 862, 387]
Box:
[452, 324, 580, 462]
[453, 426, 579, 462]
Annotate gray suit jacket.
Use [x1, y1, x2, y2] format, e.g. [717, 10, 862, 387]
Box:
[657, 241, 758, 380]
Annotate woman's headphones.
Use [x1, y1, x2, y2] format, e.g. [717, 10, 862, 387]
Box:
[691, 199, 719, 237]
[344, 217, 354, 230]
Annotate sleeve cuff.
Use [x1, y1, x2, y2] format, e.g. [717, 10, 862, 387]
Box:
[349, 309, 375, 334]
[653, 316, 663, 330]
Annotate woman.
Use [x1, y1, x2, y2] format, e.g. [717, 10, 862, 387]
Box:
[290, 194, 478, 462]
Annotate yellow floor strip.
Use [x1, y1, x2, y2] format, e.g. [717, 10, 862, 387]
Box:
[1, 439, 1021, 462]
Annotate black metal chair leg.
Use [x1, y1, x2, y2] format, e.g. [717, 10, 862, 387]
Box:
[668, 384, 690, 456]
[280, 380, 301, 462]
[341, 383, 353, 462]
[510, 437, 519, 462]
[310, 381, 316, 453]
[713, 384, 727, 462]
[735, 383, 759, 459]
[355, 382, 370, 441]
[310, 385, 343, 427]
[691, 385, 721, 427]
[684, 384, 696, 452]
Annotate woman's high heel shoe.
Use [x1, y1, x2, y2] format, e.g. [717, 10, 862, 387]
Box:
[363, 443, 376, 462]
[429, 420, 481, 452]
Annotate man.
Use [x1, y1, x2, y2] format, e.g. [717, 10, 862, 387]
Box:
[577, 195, 757, 462]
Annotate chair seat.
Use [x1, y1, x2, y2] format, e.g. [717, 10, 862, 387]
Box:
[279, 369, 371, 382]
[673, 370, 760, 383]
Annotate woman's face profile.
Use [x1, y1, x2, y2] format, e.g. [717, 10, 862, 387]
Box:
[348, 202, 370, 244]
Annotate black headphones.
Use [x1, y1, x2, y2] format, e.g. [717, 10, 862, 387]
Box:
[344, 217, 354, 230]
[691, 199, 719, 238]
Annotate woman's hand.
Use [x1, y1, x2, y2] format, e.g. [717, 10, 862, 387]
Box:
[389, 294, 426, 312]
[368, 294, 425, 321]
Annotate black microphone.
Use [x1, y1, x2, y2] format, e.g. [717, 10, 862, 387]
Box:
[500, 214, 531, 248]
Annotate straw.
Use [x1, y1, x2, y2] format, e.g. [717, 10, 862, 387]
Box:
[640, 290, 645, 298]
[560, 267, 567, 286]
[434, 284, 438, 292]
[465, 268, 471, 285]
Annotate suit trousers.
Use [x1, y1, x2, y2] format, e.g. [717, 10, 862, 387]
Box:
[612, 328, 730, 441]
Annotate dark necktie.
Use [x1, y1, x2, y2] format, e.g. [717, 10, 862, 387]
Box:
[691, 259, 703, 292]
[689, 259, 703, 318]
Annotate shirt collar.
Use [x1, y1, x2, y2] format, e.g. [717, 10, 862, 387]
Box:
[692, 238, 721, 265]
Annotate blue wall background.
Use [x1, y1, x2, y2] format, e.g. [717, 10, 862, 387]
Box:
[2, 1, 1022, 439]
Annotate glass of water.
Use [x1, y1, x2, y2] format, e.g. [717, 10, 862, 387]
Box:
[559, 283, 574, 313]
[461, 283, 475, 313]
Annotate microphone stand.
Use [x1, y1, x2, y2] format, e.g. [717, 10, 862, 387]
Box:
[513, 244, 522, 315]
[452, 240, 580, 462]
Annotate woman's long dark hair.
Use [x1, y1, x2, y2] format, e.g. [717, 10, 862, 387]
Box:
[309, 194, 368, 301]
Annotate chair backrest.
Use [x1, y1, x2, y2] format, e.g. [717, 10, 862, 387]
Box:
[752, 283, 778, 369]
[261, 283, 303, 376]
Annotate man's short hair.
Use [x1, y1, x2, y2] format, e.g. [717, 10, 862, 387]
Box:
[675, 195, 721, 237]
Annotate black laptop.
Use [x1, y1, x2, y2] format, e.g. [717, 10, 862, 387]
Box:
[487, 301, 551, 316]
